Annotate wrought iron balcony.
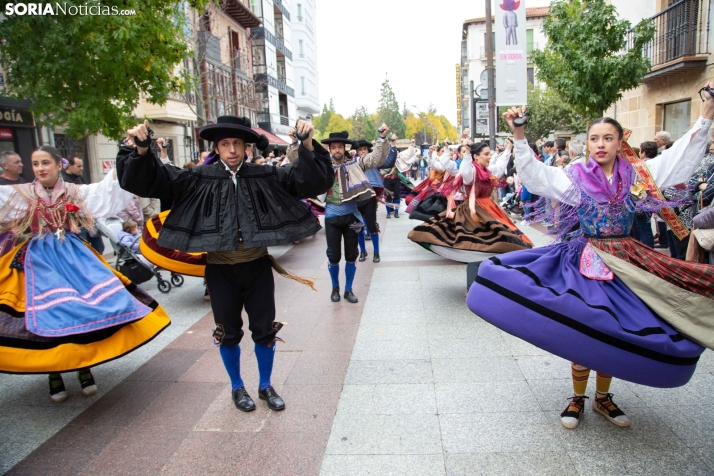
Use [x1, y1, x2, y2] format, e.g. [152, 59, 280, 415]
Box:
[625, 0, 711, 81]
[252, 27, 292, 61]
[273, 0, 291, 21]
[198, 31, 221, 62]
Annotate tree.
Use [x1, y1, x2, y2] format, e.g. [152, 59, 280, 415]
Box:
[0, 0, 212, 139]
[350, 106, 377, 141]
[312, 100, 335, 137]
[497, 84, 587, 142]
[404, 107, 458, 144]
[376, 79, 406, 137]
[323, 114, 352, 136]
[531, 0, 655, 119]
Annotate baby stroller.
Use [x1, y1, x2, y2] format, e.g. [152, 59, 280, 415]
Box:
[94, 217, 184, 294]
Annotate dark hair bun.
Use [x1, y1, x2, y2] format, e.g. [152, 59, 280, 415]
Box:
[256, 135, 270, 151]
[470, 141, 489, 156]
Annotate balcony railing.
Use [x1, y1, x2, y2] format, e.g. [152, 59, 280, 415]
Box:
[254, 73, 295, 97]
[273, 0, 290, 21]
[252, 27, 293, 60]
[625, 0, 711, 76]
[169, 90, 197, 105]
[198, 31, 221, 62]
[280, 115, 289, 126]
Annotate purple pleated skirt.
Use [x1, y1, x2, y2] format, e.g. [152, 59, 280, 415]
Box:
[466, 236, 704, 388]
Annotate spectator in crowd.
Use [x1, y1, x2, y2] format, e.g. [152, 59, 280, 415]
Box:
[183, 162, 196, 169]
[654, 130, 671, 154]
[199, 151, 209, 164]
[542, 141, 556, 166]
[418, 153, 428, 180]
[0, 151, 26, 185]
[62, 155, 85, 184]
[253, 156, 266, 165]
[639, 141, 659, 160]
[118, 220, 142, 253]
[117, 195, 144, 228]
[566, 140, 585, 169]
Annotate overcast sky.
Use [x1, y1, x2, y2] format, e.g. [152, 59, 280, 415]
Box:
[315, 0, 549, 125]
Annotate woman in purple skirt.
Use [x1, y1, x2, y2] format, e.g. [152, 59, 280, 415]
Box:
[467, 88, 714, 430]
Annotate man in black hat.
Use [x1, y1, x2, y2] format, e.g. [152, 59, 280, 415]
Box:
[321, 124, 390, 303]
[117, 117, 333, 413]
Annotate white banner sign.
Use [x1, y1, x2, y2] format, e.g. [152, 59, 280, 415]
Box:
[495, 0, 527, 106]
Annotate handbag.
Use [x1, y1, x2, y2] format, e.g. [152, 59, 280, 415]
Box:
[692, 193, 714, 229]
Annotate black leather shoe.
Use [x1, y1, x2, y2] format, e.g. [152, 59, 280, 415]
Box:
[344, 290, 358, 303]
[258, 386, 285, 411]
[331, 287, 341, 302]
[386, 214, 391, 219]
[365, 234, 371, 241]
[373, 254, 380, 263]
[358, 251, 367, 262]
[394, 211, 400, 218]
[232, 387, 256, 412]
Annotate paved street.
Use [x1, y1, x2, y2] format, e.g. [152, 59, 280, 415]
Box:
[2, 204, 714, 475]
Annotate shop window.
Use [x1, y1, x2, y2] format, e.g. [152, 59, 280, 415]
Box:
[663, 100, 692, 141]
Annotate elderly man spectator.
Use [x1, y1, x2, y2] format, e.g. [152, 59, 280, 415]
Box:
[0, 151, 26, 185]
[61, 155, 85, 184]
[566, 140, 585, 168]
[654, 131, 671, 155]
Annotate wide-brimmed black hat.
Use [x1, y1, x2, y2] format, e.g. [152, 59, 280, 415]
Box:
[352, 139, 373, 153]
[321, 131, 351, 145]
[199, 116, 268, 149]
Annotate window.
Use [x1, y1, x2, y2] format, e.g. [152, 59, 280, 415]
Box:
[527, 67, 534, 85]
[301, 76, 305, 95]
[526, 29, 534, 56]
[299, 39, 304, 57]
[297, 3, 302, 21]
[663, 100, 692, 141]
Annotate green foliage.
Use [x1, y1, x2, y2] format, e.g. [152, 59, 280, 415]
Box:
[0, 0, 214, 139]
[350, 106, 377, 141]
[323, 113, 352, 136]
[531, 0, 655, 118]
[497, 84, 587, 142]
[312, 100, 336, 138]
[376, 79, 406, 138]
[405, 107, 458, 144]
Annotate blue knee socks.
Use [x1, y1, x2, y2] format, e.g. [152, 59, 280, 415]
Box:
[394, 200, 401, 213]
[219, 344, 244, 391]
[371, 233, 380, 254]
[358, 231, 366, 253]
[386, 201, 392, 216]
[345, 261, 357, 291]
[254, 342, 275, 391]
[328, 262, 340, 288]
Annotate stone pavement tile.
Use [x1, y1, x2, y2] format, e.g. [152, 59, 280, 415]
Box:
[0, 404, 82, 448]
[325, 414, 442, 455]
[0, 442, 38, 475]
[428, 336, 511, 359]
[344, 360, 433, 385]
[626, 372, 714, 407]
[160, 431, 256, 475]
[363, 294, 424, 313]
[444, 452, 578, 476]
[498, 331, 550, 356]
[241, 431, 329, 476]
[379, 249, 445, 262]
[350, 339, 430, 361]
[359, 308, 427, 325]
[567, 449, 711, 476]
[70, 379, 173, 428]
[514, 354, 572, 380]
[273, 324, 317, 352]
[304, 324, 359, 351]
[697, 349, 714, 373]
[194, 385, 271, 433]
[422, 289, 468, 310]
[82, 424, 191, 475]
[435, 381, 539, 414]
[285, 351, 351, 385]
[418, 265, 466, 284]
[177, 348, 231, 383]
[165, 313, 215, 350]
[366, 281, 424, 295]
[440, 411, 561, 453]
[262, 384, 343, 433]
[544, 407, 688, 451]
[692, 445, 714, 471]
[0, 372, 103, 409]
[336, 383, 437, 415]
[528, 377, 647, 412]
[654, 404, 714, 447]
[6, 424, 121, 476]
[423, 307, 488, 326]
[133, 381, 225, 430]
[370, 267, 421, 283]
[356, 323, 428, 341]
[320, 454, 446, 476]
[126, 348, 207, 382]
[431, 357, 524, 383]
[425, 322, 501, 340]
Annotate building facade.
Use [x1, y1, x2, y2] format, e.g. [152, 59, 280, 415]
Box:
[291, 0, 319, 120]
[249, 0, 297, 142]
[459, 7, 550, 139]
[607, 0, 713, 146]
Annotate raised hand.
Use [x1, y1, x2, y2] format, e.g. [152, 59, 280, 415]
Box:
[503, 106, 527, 140]
[295, 119, 315, 150]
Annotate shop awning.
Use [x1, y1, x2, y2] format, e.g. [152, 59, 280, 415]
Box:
[252, 127, 289, 146]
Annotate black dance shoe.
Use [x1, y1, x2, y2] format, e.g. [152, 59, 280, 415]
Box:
[344, 290, 359, 303]
[359, 251, 368, 262]
[373, 254, 381, 263]
[232, 387, 256, 412]
[394, 211, 400, 218]
[331, 287, 341, 302]
[259, 386, 285, 411]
